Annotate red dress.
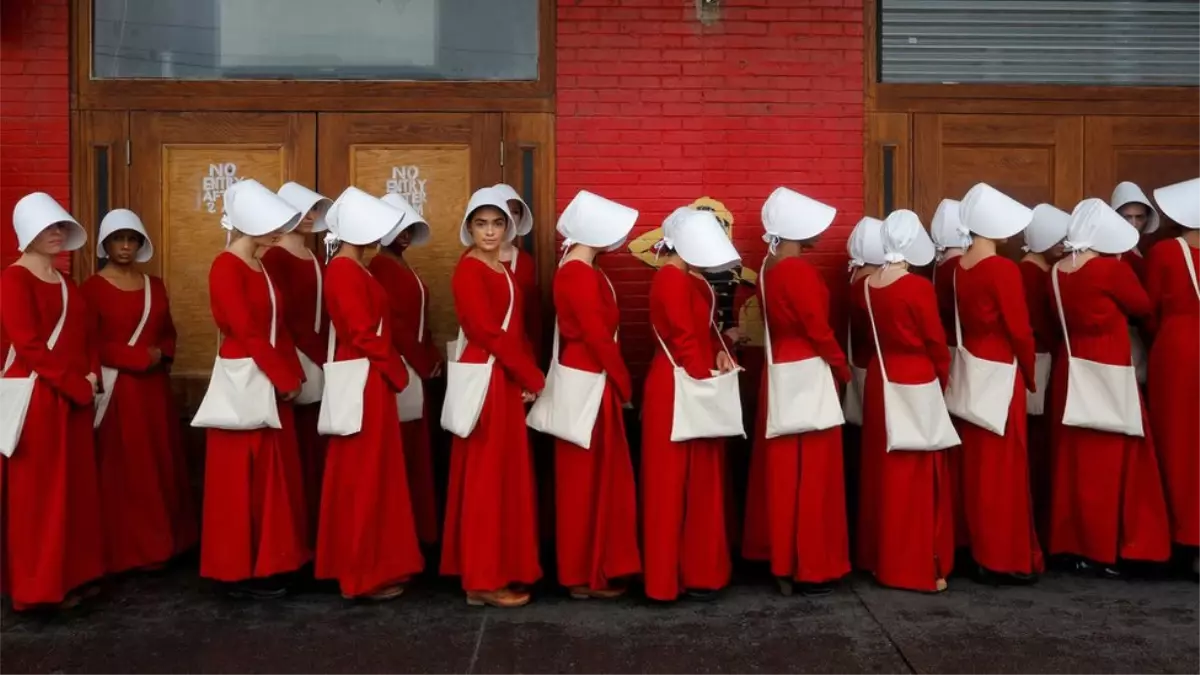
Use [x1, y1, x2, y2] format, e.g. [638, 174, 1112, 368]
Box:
[509, 247, 541, 356]
[854, 274, 956, 592]
[440, 257, 545, 592]
[1019, 259, 1056, 543]
[641, 265, 732, 601]
[954, 258, 1044, 575]
[551, 260, 641, 591]
[260, 247, 327, 541]
[1047, 258, 1170, 565]
[0, 267, 105, 607]
[201, 252, 311, 582]
[741, 257, 851, 583]
[933, 256, 969, 550]
[368, 254, 440, 545]
[1145, 239, 1199, 547]
[82, 274, 197, 573]
[315, 258, 424, 596]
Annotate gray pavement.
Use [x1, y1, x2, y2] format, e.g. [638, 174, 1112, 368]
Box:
[2, 564, 1196, 674]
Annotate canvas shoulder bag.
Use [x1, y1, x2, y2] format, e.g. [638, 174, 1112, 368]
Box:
[295, 254, 325, 405]
[943, 266, 1018, 435]
[0, 273, 69, 456]
[395, 268, 426, 423]
[441, 269, 515, 439]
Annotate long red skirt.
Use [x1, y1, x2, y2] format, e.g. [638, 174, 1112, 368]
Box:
[959, 378, 1044, 575]
[1028, 411, 1053, 548]
[945, 439, 970, 550]
[0, 386, 105, 607]
[200, 403, 311, 581]
[554, 385, 641, 590]
[293, 402, 325, 544]
[1148, 317, 1199, 547]
[858, 367, 955, 591]
[440, 368, 541, 591]
[401, 402, 439, 546]
[316, 371, 424, 596]
[96, 369, 197, 573]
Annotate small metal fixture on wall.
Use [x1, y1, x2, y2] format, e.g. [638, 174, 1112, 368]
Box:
[696, 0, 720, 24]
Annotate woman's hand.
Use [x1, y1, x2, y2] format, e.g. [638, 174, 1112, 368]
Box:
[85, 372, 100, 396]
[147, 347, 163, 368]
[430, 361, 443, 378]
[521, 390, 536, 403]
[716, 351, 736, 374]
[282, 388, 301, 402]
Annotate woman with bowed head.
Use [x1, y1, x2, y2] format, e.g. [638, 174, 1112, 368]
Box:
[854, 209, 957, 593]
[1109, 181, 1160, 282]
[641, 207, 743, 602]
[369, 192, 441, 548]
[314, 187, 425, 601]
[441, 187, 545, 608]
[1019, 203, 1070, 541]
[949, 184, 1043, 583]
[82, 209, 196, 575]
[195, 178, 310, 599]
[1046, 199, 1170, 578]
[261, 183, 332, 542]
[740, 188, 851, 597]
[1144, 178, 1200, 574]
[539, 190, 641, 599]
[0, 193, 104, 611]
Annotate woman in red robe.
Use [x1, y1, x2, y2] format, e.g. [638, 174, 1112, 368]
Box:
[854, 210, 955, 593]
[0, 193, 104, 611]
[262, 183, 331, 542]
[492, 183, 541, 352]
[741, 189, 850, 596]
[441, 188, 545, 608]
[1145, 178, 1200, 571]
[642, 207, 741, 602]
[1047, 199, 1170, 577]
[1019, 204, 1070, 545]
[314, 187, 425, 600]
[199, 179, 310, 599]
[547, 191, 641, 599]
[952, 184, 1043, 582]
[83, 209, 196, 574]
[369, 193, 441, 547]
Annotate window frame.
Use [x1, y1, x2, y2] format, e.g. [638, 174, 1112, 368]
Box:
[72, 0, 556, 113]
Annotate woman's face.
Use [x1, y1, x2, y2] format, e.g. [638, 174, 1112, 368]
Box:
[103, 229, 144, 265]
[507, 200, 524, 224]
[468, 206, 508, 252]
[1118, 203, 1150, 233]
[1047, 242, 1067, 261]
[295, 209, 318, 235]
[28, 223, 69, 256]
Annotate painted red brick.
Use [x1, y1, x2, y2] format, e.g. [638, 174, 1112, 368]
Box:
[0, 0, 71, 271]
[556, 0, 865, 374]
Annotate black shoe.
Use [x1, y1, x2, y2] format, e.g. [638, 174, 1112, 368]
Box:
[795, 582, 834, 597]
[684, 589, 719, 602]
[1074, 559, 1121, 579]
[226, 579, 287, 600]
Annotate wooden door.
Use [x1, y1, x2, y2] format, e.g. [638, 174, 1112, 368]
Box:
[317, 113, 502, 355]
[1085, 116, 1200, 230]
[129, 112, 316, 406]
[71, 110, 130, 281]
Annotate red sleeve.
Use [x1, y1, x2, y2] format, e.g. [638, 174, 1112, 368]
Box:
[993, 260, 1038, 391]
[154, 277, 178, 360]
[82, 276, 155, 372]
[327, 262, 408, 393]
[781, 259, 850, 382]
[651, 268, 712, 380]
[209, 255, 303, 393]
[1105, 258, 1152, 320]
[1, 268, 93, 404]
[1020, 263, 1054, 351]
[1143, 242, 1172, 336]
[371, 258, 426, 378]
[517, 249, 543, 363]
[910, 277, 952, 388]
[557, 262, 632, 403]
[453, 261, 545, 393]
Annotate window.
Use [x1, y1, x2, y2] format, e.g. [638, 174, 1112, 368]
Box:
[879, 0, 1200, 86]
[92, 0, 538, 80]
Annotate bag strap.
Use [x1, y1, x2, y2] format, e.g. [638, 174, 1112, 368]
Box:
[759, 259, 776, 366]
[2, 272, 68, 378]
[1050, 262, 1074, 359]
[548, 260, 621, 367]
[326, 267, 384, 363]
[1178, 237, 1199, 299]
[262, 269, 279, 347]
[862, 276, 891, 384]
[703, 277, 736, 364]
[455, 267, 515, 366]
[413, 268, 426, 342]
[845, 275, 856, 366]
[127, 274, 152, 347]
[510, 250, 519, 273]
[310, 254, 323, 334]
[951, 266, 964, 348]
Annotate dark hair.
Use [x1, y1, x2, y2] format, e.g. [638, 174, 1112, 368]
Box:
[467, 204, 507, 225]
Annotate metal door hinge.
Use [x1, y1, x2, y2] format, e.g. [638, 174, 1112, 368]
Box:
[500, 140, 505, 168]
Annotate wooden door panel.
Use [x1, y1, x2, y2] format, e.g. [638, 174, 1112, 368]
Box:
[865, 112, 912, 219]
[1085, 116, 1200, 230]
[71, 110, 129, 281]
[318, 113, 502, 355]
[129, 112, 316, 408]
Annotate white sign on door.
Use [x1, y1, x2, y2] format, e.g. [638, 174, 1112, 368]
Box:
[386, 165, 427, 216]
[201, 163, 243, 213]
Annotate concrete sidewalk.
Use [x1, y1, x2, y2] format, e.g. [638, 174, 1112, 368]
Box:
[2, 566, 1196, 673]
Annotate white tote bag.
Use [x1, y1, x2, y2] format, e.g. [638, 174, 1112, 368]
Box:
[842, 324, 867, 426]
[317, 318, 381, 437]
[1178, 236, 1200, 299]
[395, 272, 427, 423]
[1050, 264, 1143, 437]
[94, 275, 151, 428]
[0, 273, 68, 457]
[526, 268, 615, 448]
[864, 280, 960, 452]
[441, 271, 515, 439]
[759, 261, 843, 438]
[295, 255, 325, 405]
[943, 269, 1018, 435]
[191, 271, 282, 431]
[1026, 352, 1052, 415]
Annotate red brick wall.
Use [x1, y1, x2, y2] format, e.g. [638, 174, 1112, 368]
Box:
[556, 0, 865, 374]
[0, 0, 71, 269]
